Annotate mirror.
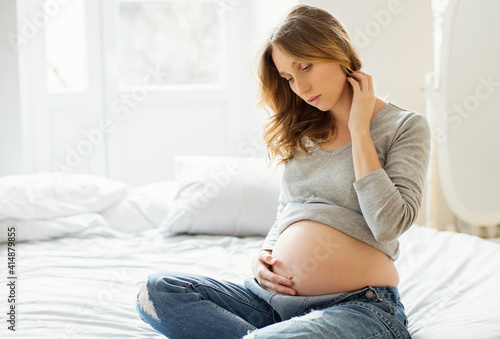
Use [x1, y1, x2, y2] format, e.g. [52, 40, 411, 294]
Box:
[436, 0, 500, 226]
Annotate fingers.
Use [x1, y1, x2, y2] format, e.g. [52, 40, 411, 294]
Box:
[347, 71, 373, 93]
[261, 268, 293, 288]
[258, 269, 296, 295]
[258, 251, 276, 265]
[255, 252, 295, 295]
[347, 76, 360, 92]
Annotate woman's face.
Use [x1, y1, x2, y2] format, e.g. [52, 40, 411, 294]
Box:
[271, 47, 348, 112]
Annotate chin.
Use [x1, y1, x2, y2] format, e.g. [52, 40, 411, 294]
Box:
[307, 101, 329, 112]
[304, 97, 334, 112]
[317, 106, 331, 112]
[315, 102, 334, 112]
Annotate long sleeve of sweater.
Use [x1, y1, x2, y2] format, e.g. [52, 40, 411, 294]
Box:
[353, 114, 431, 243]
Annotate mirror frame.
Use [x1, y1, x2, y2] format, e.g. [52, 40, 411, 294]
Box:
[436, 0, 500, 226]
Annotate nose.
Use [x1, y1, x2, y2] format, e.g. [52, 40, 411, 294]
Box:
[293, 79, 310, 97]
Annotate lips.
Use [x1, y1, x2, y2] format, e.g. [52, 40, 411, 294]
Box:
[307, 95, 321, 105]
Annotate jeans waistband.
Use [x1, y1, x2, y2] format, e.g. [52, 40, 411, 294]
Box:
[366, 285, 403, 303]
[244, 277, 404, 321]
[245, 277, 402, 302]
[244, 277, 344, 303]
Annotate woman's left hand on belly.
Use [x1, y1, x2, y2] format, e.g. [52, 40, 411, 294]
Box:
[251, 250, 296, 296]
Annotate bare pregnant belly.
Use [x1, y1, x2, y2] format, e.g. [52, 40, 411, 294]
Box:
[271, 220, 399, 296]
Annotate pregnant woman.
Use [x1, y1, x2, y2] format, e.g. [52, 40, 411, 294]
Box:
[136, 4, 430, 338]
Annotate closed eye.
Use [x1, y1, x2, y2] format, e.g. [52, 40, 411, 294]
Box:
[283, 64, 312, 83]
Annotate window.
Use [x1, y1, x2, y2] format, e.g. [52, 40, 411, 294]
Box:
[117, 0, 224, 89]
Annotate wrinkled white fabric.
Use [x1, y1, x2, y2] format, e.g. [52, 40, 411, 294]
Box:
[0, 225, 499, 338]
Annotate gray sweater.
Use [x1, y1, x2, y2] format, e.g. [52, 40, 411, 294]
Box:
[262, 102, 431, 260]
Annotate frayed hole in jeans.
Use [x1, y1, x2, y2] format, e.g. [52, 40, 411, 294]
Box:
[291, 309, 324, 322]
[243, 329, 257, 339]
[137, 282, 161, 322]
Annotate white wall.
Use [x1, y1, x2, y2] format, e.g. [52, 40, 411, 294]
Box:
[0, 0, 24, 176]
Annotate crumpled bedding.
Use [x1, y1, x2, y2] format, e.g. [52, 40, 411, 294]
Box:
[0, 224, 499, 338]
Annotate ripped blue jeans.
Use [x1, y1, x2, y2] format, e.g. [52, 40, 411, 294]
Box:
[136, 272, 411, 339]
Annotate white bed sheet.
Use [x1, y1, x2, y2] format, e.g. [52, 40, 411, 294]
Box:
[397, 226, 500, 338]
[0, 224, 499, 338]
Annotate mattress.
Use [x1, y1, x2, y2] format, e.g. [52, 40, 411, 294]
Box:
[0, 224, 499, 338]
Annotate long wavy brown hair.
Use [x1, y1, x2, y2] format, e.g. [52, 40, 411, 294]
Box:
[258, 4, 362, 166]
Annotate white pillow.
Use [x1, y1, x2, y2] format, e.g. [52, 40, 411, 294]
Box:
[160, 155, 281, 236]
[0, 213, 108, 243]
[0, 172, 130, 220]
[100, 181, 178, 232]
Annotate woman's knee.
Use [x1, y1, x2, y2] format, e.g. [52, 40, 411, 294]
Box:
[135, 272, 199, 320]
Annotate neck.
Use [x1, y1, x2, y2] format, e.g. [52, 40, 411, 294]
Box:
[329, 81, 353, 128]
